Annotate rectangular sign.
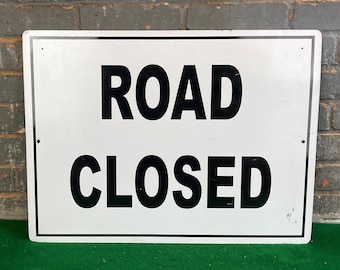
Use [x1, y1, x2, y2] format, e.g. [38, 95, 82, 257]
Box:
[23, 30, 321, 243]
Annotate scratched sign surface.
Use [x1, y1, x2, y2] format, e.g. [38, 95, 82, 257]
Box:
[23, 30, 321, 243]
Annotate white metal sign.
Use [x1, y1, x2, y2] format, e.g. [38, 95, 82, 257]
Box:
[23, 30, 321, 243]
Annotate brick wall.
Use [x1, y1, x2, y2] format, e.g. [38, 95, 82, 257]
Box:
[0, 0, 339, 222]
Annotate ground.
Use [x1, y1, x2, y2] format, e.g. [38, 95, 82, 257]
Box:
[0, 220, 339, 269]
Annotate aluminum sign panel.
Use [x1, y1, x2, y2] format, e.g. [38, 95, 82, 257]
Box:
[23, 30, 322, 243]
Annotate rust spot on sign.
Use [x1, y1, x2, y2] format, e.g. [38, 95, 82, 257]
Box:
[321, 178, 330, 188]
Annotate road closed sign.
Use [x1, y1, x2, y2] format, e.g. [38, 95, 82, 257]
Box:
[23, 30, 321, 243]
